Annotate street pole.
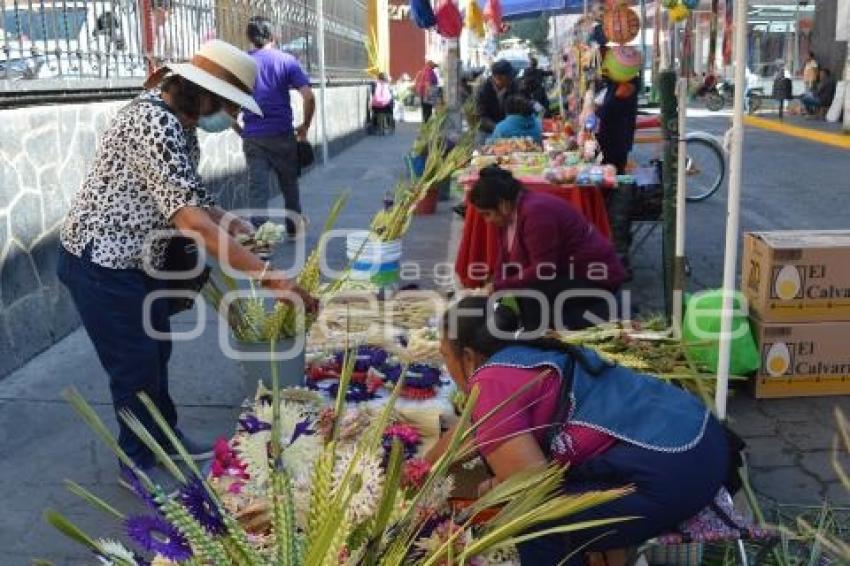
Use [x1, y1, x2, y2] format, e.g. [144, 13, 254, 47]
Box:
[640, 0, 648, 79]
[844, 0, 850, 133]
[672, 75, 688, 339]
[552, 13, 565, 117]
[316, 0, 329, 165]
[715, 0, 748, 422]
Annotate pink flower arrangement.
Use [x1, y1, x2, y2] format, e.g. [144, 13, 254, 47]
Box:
[211, 438, 249, 482]
[401, 458, 431, 489]
[384, 423, 421, 446]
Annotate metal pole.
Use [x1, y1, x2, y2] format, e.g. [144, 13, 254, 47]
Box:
[844, 0, 850, 133]
[672, 75, 688, 338]
[552, 13, 565, 117]
[316, 0, 329, 165]
[715, 0, 748, 421]
[793, 1, 800, 76]
[640, 0, 648, 82]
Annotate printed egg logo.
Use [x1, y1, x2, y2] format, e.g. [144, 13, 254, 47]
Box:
[765, 342, 792, 377]
[773, 264, 802, 301]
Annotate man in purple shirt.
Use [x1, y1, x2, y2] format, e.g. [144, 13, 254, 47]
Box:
[242, 16, 316, 236]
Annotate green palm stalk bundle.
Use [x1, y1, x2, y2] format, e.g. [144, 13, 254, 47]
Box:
[411, 108, 448, 156]
[45, 345, 630, 565]
[203, 192, 349, 342]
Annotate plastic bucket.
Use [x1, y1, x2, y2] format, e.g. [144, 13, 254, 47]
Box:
[346, 230, 403, 286]
[413, 187, 439, 215]
[232, 336, 306, 397]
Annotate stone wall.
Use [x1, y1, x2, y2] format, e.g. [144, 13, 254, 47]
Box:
[0, 84, 368, 378]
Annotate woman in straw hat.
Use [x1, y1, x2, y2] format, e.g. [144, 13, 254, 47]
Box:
[58, 40, 316, 476]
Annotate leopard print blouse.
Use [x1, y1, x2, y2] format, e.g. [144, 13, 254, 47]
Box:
[61, 90, 215, 270]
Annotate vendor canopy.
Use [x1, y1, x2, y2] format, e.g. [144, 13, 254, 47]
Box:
[476, 0, 587, 20]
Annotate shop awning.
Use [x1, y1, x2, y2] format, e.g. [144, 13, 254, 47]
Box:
[476, 0, 588, 20]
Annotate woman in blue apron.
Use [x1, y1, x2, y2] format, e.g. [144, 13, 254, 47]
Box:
[429, 296, 730, 564]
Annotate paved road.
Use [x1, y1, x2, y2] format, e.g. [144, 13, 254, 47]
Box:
[628, 112, 850, 512]
[0, 117, 847, 564]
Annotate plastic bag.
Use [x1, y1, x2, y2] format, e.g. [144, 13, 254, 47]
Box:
[483, 0, 502, 32]
[409, 0, 437, 29]
[435, 0, 463, 39]
[681, 290, 761, 375]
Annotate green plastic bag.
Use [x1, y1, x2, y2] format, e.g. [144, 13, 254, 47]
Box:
[682, 290, 760, 375]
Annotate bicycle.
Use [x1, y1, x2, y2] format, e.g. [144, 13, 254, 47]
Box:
[633, 115, 727, 202]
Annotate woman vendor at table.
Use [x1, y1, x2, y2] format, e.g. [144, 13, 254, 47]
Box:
[428, 296, 730, 565]
[472, 165, 625, 330]
[487, 95, 543, 144]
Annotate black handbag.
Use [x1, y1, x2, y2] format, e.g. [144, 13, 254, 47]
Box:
[160, 236, 211, 316]
[297, 140, 315, 171]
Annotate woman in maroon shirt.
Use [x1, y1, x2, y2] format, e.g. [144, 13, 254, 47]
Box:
[471, 165, 625, 330]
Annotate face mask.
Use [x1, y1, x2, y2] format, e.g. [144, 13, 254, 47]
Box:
[197, 109, 233, 133]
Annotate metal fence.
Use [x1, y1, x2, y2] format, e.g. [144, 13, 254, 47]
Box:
[0, 0, 367, 86]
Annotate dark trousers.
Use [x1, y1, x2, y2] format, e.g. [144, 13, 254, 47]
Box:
[518, 416, 729, 564]
[516, 277, 620, 331]
[371, 104, 394, 128]
[57, 246, 175, 469]
[243, 134, 302, 235]
[422, 102, 434, 123]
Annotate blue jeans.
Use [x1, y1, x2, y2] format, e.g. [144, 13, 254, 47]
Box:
[243, 134, 302, 234]
[57, 245, 176, 468]
[517, 416, 729, 564]
[801, 92, 821, 115]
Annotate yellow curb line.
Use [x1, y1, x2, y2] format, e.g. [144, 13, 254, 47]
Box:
[744, 115, 850, 150]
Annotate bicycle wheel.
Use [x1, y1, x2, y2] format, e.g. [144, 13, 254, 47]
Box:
[705, 92, 724, 112]
[684, 135, 726, 202]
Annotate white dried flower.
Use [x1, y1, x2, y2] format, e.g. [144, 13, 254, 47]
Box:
[96, 539, 137, 565]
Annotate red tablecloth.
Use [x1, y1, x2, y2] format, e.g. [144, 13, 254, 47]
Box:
[454, 176, 612, 288]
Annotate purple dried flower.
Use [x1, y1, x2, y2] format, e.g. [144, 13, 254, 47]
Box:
[289, 418, 316, 445]
[179, 479, 226, 535]
[120, 465, 158, 510]
[404, 364, 442, 389]
[238, 414, 272, 434]
[335, 346, 389, 372]
[382, 363, 403, 381]
[125, 515, 192, 561]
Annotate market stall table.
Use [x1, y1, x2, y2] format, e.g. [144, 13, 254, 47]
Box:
[454, 173, 613, 288]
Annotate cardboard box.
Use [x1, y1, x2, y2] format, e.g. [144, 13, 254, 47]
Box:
[742, 231, 850, 323]
[751, 318, 850, 398]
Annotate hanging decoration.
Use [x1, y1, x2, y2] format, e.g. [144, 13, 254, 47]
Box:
[722, 0, 733, 66]
[465, 0, 485, 38]
[681, 0, 699, 8]
[708, 0, 719, 74]
[409, 0, 438, 29]
[435, 0, 463, 38]
[602, 45, 641, 83]
[483, 0, 504, 34]
[602, 1, 640, 45]
[669, 3, 690, 23]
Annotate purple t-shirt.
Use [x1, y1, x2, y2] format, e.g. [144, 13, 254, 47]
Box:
[242, 48, 310, 138]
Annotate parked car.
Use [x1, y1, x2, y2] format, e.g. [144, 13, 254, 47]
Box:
[0, 0, 214, 81]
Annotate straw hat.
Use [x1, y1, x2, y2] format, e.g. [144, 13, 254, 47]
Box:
[144, 39, 262, 116]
